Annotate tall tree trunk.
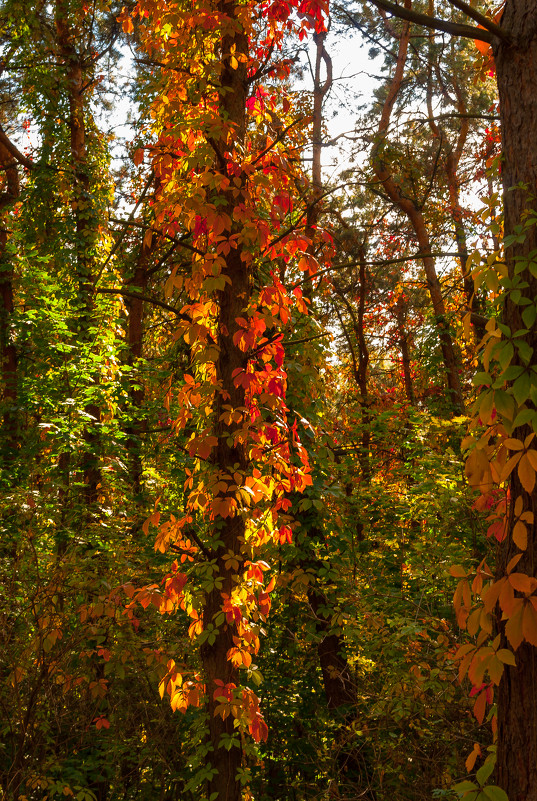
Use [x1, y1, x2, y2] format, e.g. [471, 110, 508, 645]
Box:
[493, 5, 537, 799]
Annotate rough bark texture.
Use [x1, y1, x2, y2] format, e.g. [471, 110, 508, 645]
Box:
[493, 4, 537, 799]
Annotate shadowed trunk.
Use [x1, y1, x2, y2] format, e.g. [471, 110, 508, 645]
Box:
[493, 5, 537, 799]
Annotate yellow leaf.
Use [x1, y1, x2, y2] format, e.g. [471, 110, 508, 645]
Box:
[487, 654, 504, 685]
[122, 16, 134, 33]
[499, 451, 522, 483]
[504, 438, 524, 451]
[496, 648, 516, 666]
[479, 390, 495, 425]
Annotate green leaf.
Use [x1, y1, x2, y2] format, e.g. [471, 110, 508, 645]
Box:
[473, 372, 492, 387]
[499, 363, 524, 381]
[476, 759, 495, 785]
[482, 787, 508, 801]
[494, 390, 515, 421]
[513, 372, 531, 405]
[454, 781, 479, 794]
[513, 408, 535, 429]
[523, 305, 537, 328]
[498, 342, 514, 370]
[515, 339, 534, 364]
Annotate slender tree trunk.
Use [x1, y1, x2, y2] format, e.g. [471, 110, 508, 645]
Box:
[493, 5, 537, 799]
[395, 299, 414, 404]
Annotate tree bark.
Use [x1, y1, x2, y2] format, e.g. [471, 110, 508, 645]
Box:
[493, 5, 537, 799]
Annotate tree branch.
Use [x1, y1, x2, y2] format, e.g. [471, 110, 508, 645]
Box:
[0, 126, 34, 170]
[362, 0, 506, 43]
[96, 287, 190, 320]
[445, 0, 507, 41]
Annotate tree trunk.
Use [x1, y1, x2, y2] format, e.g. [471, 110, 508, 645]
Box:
[199, 3, 249, 798]
[493, 5, 537, 799]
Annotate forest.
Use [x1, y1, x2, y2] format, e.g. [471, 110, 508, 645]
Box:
[1, 1, 537, 800]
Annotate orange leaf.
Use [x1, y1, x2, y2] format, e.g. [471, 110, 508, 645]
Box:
[473, 689, 487, 724]
[526, 448, 537, 471]
[465, 743, 481, 773]
[499, 579, 515, 616]
[513, 521, 528, 550]
[483, 578, 504, 614]
[518, 453, 536, 493]
[508, 572, 534, 594]
[507, 554, 522, 574]
[522, 600, 537, 646]
[505, 599, 525, 650]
